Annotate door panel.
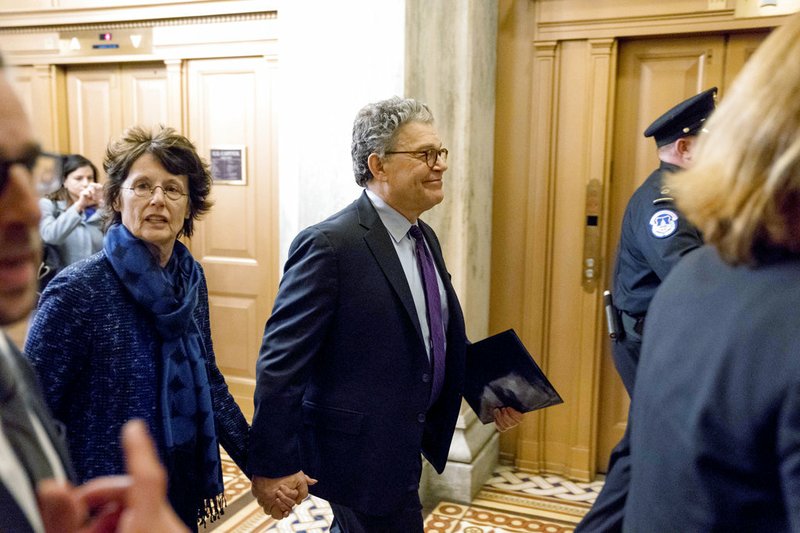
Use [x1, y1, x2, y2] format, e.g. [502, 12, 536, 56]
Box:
[186, 57, 278, 420]
[8, 67, 35, 127]
[66, 63, 167, 175]
[66, 66, 122, 171]
[723, 31, 772, 91]
[597, 35, 726, 469]
[121, 65, 169, 131]
[597, 31, 770, 471]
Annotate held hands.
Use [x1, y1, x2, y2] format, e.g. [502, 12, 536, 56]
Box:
[37, 420, 188, 533]
[493, 406, 524, 432]
[251, 471, 318, 520]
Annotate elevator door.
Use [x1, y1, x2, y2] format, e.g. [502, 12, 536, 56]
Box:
[596, 30, 770, 470]
[66, 63, 168, 176]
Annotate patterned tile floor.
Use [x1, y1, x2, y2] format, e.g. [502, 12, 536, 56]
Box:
[427, 467, 603, 533]
[210, 455, 602, 532]
[426, 502, 575, 533]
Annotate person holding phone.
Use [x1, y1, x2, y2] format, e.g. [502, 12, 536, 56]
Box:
[39, 154, 104, 275]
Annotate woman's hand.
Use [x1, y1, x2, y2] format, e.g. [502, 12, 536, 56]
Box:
[74, 183, 104, 212]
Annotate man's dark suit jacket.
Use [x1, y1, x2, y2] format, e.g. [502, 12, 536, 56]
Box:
[248, 191, 467, 515]
[0, 334, 75, 533]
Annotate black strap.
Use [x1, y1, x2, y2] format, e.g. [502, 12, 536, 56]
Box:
[633, 316, 646, 335]
[38, 199, 64, 290]
[620, 311, 646, 337]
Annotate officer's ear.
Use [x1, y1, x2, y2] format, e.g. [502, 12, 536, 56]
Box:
[676, 136, 696, 162]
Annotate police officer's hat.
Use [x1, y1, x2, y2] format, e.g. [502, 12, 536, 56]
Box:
[644, 87, 717, 147]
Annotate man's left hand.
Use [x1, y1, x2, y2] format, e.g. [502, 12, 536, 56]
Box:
[493, 407, 524, 432]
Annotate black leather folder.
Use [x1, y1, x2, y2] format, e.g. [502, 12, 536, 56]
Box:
[464, 329, 564, 424]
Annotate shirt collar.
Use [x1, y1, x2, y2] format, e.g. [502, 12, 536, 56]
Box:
[364, 189, 414, 244]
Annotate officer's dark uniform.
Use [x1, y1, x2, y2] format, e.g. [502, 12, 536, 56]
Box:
[610, 160, 703, 394]
[575, 87, 717, 533]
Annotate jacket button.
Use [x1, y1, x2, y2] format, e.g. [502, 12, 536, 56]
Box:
[417, 413, 426, 423]
[422, 373, 431, 383]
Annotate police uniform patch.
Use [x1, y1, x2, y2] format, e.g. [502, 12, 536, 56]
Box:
[649, 209, 679, 238]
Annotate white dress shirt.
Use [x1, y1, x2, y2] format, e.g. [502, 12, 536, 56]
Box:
[365, 189, 449, 360]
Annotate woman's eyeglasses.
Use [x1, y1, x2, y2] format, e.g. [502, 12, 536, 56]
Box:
[122, 183, 188, 201]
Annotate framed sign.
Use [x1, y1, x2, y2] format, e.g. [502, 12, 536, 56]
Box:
[210, 145, 246, 185]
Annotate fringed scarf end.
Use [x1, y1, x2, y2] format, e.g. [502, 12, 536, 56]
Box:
[197, 493, 227, 528]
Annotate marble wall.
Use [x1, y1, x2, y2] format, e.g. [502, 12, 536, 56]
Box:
[277, 0, 405, 265]
[406, 0, 498, 341]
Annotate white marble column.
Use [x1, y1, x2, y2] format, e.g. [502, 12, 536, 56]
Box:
[405, 0, 500, 506]
[405, 0, 498, 341]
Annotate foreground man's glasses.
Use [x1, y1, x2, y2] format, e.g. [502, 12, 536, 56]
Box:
[0, 148, 62, 197]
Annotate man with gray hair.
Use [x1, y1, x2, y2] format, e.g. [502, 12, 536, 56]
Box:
[248, 96, 520, 532]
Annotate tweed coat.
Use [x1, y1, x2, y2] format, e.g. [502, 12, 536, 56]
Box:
[25, 251, 249, 485]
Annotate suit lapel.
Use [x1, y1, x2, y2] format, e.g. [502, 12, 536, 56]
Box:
[3, 337, 76, 483]
[357, 193, 425, 344]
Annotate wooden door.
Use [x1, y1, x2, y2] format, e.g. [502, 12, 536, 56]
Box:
[66, 63, 167, 175]
[120, 64, 170, 133]
[596, 30, 771, 470]
[186, 57, 278, 419]
[66, 65, 122, 172]
[596, 35, 726, 469]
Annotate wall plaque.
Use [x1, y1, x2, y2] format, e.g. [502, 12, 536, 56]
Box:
[210, 145, 246, 185]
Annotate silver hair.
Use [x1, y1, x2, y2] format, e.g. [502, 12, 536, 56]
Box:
[351, 96, 434, 186]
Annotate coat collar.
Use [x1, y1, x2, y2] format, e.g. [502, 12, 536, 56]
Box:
[356, 191, 460, 348]
[357, 192, 424, 344]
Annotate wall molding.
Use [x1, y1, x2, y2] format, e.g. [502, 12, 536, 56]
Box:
[516, 38, 558, 473]
[0, 11, 276, 35]
[535, 9, 785, 41]
[0, 0, 276, 28]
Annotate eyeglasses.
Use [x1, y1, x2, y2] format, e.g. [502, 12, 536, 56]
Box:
[384, 147, 448, 169]
[0, 147, 62, 197]
[122, 183, 188, 201]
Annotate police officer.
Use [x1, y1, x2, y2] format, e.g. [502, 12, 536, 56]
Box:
[576, 87, 717, 533]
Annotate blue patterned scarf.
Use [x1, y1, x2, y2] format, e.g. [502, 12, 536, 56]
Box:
[104, 223, 224, 525]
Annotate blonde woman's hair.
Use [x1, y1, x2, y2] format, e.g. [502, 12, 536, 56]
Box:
[667, 12, 800, 266]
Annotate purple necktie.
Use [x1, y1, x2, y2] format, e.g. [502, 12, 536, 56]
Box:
[409, 225, 446, 407]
